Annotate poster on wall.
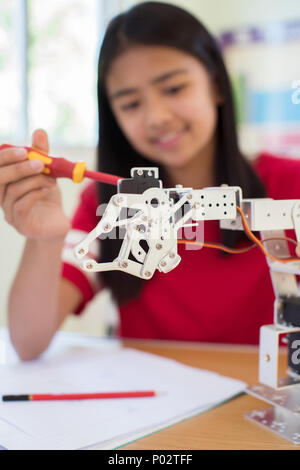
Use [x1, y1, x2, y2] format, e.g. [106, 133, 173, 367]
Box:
[221, 20, 300, 159]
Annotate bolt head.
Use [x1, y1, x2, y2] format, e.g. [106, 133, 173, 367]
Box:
[145, 271, 151, 277]
[169, 252, 175, 259]
[160, 261, 166, 267]
[78, 248, 85, 255]
[156, 243, 162, 250]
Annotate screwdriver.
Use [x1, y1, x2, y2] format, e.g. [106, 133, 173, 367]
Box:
[0, 144, 123, 186]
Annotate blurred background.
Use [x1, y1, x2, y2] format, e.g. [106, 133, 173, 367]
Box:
[1, 0, 300, 335]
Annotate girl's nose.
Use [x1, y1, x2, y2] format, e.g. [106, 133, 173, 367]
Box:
[144, 97, 173, 130]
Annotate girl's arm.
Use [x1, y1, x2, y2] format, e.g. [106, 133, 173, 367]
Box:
[8, 237, 82, 360]
[1, 129, 82, 360]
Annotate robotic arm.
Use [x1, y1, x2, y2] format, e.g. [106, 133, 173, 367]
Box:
[74, 167, 300, 441]
[74, 167, 241, 278]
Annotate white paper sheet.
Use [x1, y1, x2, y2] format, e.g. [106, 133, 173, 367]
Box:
[0, 343, 246, 450]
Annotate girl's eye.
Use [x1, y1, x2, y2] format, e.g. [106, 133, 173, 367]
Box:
[121, 101, 140, 111]
[165, 84, 187, 95]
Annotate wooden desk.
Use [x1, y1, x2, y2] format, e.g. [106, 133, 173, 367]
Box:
[120, 340, 296, 450]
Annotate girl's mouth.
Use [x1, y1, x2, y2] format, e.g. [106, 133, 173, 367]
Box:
[153, 127, 188, 149]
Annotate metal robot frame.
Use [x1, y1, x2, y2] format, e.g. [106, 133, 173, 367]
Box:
[74, 167, 300, 444]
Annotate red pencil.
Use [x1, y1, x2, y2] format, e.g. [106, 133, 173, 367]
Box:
[2, 391, 158, 402]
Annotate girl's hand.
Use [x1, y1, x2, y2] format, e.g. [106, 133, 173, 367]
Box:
[0, 129, 70, 240]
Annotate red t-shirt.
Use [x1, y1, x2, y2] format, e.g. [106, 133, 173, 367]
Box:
[61, 152, 300, 345]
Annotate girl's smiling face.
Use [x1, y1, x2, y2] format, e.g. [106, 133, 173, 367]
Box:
[106, 45, 220, 170]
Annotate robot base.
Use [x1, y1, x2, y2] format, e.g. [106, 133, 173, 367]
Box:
[246, 383, 300, 445]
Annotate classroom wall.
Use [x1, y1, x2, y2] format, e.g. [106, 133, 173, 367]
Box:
[124, 0, 300, 34]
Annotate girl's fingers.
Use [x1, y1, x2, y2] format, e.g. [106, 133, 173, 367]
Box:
[32, 129, 49, 154]
[0, 148, 28, 167]
[13, 188, 51, 223]
[2, 174, 56, 213]
[0, 159, 44, 187]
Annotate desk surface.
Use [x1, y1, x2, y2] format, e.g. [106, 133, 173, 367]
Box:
[0, 329, 296, 450]
[119, 339, 296, 450]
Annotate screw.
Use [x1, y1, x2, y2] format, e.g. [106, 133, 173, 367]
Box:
[86, 262, 94, 270]
[193, 202, 200, 209]
[160, 261, 166, 267]
[121, 261, 128, 268]
[78, 248, 85, 255]
[145, 271, 151, 277]
[136, 224, 146, 233]
[104, 224, 111, 231]
[265, 354, 271, 362]
[156, 243, 162, 250]
[137, 169, 143, 176]
[114, 196, 124, 205]
[169, 252, 175, 259]
[187, 194, 193, 200]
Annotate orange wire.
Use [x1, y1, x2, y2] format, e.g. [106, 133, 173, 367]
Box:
[236, 206, 299, 263]
[177, 206, 300, 263]
[178, 237, 297, 255]
[177, 239, 255, 254]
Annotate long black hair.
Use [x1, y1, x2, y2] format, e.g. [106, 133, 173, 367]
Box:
[96, 1, 265, 305]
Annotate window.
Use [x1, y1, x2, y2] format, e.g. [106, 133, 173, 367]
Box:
[0, 0, 112, 148]
[0, 0, 20, 142]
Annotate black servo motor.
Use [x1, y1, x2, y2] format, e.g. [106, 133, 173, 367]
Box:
[118, 168, 161, 194]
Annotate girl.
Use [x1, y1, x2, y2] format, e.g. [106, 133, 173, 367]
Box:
[2, 2, 300, 360]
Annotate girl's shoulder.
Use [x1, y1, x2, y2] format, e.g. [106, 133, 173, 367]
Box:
[72, 182, 99, 232]
[252, 151, 300, 199]
[78, 181, 99, 206]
